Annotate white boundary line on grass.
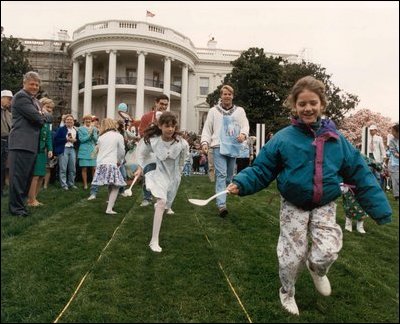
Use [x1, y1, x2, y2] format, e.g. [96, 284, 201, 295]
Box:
[195, 217, 253, 323]
[53, 215, 129, 323]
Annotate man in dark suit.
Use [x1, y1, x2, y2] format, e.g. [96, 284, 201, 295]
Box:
[8, 71, 52, 216]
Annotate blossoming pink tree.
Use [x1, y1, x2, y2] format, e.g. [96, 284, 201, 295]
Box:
[339, 109, 394, 147]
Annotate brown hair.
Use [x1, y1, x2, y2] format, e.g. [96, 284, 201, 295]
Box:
[143, 111, 181, 144]
[285, 76, 328, 116]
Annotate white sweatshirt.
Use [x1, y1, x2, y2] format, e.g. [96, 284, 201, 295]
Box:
[200, 104, 249, 148]
[96, 131, 125, 165]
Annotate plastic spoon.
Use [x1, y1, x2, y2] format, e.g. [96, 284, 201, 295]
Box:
[123, 175, 139, 197]
[188, 189, 229, 206]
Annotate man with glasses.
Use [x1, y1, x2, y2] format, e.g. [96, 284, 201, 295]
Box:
[137, 94, 169, 207]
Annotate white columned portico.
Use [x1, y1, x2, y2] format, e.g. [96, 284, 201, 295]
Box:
[163, 57, 171, 108]
[135, 51, 147, 119]
[71, 59, 79, 119]
[83, 52, 93, 116]
[106, 49, 117, 118]
[180, 64, 188, 130]
[188, 70, 197, 132]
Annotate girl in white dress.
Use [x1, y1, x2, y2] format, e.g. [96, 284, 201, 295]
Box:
[135, 112, 189, 252]
[91, 118, 126, 214]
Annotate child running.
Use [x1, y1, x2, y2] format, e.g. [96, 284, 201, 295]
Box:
[227, 76, 392, 315]
[135, 112, 189, 252]
[91, 118, 126, 214]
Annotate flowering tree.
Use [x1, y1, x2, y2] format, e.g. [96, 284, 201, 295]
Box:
[339, 109, 394, 147]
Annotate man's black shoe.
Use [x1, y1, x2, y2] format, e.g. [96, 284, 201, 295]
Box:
[11, 212, 29, 217]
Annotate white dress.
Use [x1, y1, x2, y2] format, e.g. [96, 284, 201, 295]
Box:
[137, 136, 189, 208]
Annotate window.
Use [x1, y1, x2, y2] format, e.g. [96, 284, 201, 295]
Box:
[172, 76, 182, 93]
[199, 77, 209, 96]
[126, 68, 136, 84]
[153, 72, 161, 87]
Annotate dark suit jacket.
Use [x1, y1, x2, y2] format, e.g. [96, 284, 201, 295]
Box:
[8, 89, 52, 153]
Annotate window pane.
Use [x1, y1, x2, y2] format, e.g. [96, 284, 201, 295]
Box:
[199, 77, 209, 95]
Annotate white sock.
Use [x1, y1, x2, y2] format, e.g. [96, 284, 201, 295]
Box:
[150, 199, 166, 248]
[106, 186, 119, 213]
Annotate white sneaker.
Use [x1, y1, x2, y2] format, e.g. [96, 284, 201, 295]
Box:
[87, 195, 96, 200]
[149, 242, 162, 253]
[106, 210, 117, 215]
[345, 218, 352, 232]
[119, 192, 129, 197]
[166, 208, 175, 215]
[356, 220, 366, 234]
[140, 200, 151, 207]
[279, 288, 299, 316]
[306, 260, 331, 296]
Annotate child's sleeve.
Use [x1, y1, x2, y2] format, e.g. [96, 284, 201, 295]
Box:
[340, 137, 392, 224]
[136, 138, 152, 169]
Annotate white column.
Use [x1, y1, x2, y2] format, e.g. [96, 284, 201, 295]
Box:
[163, 56, 171, 107]
[135, 51, 146, 119]
[188, 70, 197, 132]
[180, 64, 188, 130]
[256, 123, 261, 156]
[261, 124, 266, 147]
[71, 59, 79, 119]
[106, 50, 117, 118]
[83, 52, 93, 116]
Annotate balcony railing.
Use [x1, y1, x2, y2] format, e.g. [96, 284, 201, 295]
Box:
[78, 76, 181, 93]
[116, 76, 137, 85]
[171, 84, 182, 93]
[144, 78, 163, 89]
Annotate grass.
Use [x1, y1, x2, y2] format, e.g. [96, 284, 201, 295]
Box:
[1, 176, 399, 323]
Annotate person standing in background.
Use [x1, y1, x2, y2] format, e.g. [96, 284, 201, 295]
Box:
[8, 72, 52, 216]
[78, 115, 99, 190]
[26, 97, 54, 206]
[1, 90, 13, 197]
[388, 123, 399, 200]
[54, 114, 78, 190]
[368, 124, 386, 163]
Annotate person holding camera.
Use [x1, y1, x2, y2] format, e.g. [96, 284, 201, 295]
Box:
[54, 114, 78, 190]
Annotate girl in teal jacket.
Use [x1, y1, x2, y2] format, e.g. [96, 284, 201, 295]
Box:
[227, 76, 392, 316]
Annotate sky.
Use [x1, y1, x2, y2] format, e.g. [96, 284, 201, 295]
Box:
[2, 1, 399, 122]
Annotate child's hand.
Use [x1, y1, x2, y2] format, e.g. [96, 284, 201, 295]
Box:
[227, 183, 239, 195]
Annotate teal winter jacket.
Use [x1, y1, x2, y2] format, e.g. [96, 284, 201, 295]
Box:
[233, 119, 392, 225]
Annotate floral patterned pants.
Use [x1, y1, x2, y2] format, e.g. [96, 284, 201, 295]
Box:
[277, 198, 343, 296]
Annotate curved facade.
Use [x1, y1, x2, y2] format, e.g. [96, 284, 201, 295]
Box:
[68, 20, 297, 132]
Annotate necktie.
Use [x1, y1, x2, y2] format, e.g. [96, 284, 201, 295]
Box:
[369, 136, 375, 153]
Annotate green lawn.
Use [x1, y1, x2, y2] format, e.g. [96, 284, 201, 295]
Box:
[1, 176, 399, 323]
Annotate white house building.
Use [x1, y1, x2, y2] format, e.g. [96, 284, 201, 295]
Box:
[68, 20, 298, 132]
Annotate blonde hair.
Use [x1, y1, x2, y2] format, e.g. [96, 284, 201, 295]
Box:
[99, 118, 117, 135]
[82, 114, 93, 122]
[220, 85, 234, 95]
[285, 76, 328, 116]
[39, 97, 55, 109]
